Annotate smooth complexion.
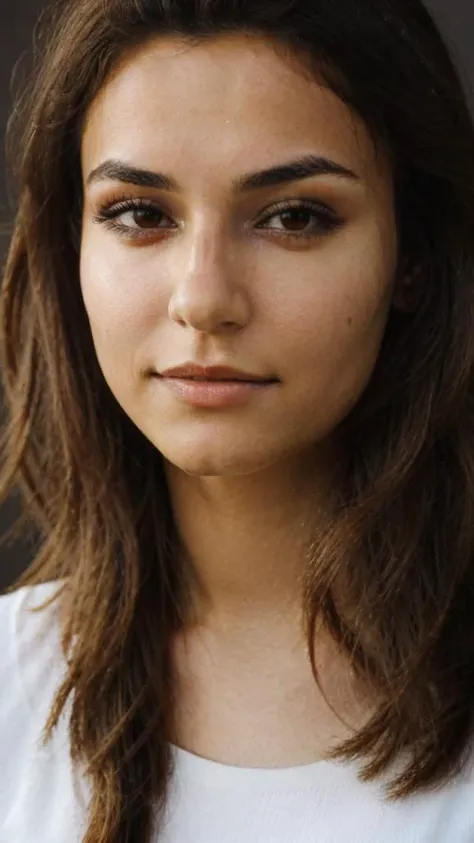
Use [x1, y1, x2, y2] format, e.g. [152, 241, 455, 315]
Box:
[80, 34, 403, 766]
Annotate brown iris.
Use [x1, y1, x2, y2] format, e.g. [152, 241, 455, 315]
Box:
[279, 208, 313, 231]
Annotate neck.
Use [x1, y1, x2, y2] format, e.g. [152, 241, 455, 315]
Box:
[164, 444, 342, 631]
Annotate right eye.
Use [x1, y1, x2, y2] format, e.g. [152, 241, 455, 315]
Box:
[93, 198, 177, 238]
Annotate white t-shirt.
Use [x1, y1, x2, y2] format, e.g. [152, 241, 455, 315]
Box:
[1, 581, 473, 843]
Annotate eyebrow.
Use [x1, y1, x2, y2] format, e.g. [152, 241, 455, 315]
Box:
[86, 154, 361, 192]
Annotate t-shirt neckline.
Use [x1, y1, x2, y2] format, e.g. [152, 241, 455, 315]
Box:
[170, 744, 347, 792]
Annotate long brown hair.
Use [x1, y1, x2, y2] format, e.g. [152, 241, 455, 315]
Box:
[2, 0, 474, 840]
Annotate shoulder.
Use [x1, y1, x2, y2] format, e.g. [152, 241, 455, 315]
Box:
[0, 578, 63, 635]
[0, 581, 90, 840]
[0, 578, 66, 712]
[0, 581, 67, 809]
[0, 580, 65, 699]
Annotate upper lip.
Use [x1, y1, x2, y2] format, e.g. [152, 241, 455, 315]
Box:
[159, 363, 277, 383]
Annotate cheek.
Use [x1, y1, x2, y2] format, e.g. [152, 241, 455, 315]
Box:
[292, 281, 391, 361]
[270, 253, 395, 413]
[79, 237, 164, 371]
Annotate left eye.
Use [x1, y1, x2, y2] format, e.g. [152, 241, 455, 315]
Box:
[265, 208, 317, 232]
[257, 204, 341, 237]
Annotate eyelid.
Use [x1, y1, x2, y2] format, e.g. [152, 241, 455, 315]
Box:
[94, 194, 173, 216]
[255, 197, 340, 225]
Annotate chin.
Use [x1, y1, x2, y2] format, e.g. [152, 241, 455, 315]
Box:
[155, 437, 279, 478]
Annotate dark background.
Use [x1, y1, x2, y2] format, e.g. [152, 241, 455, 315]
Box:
[0, 1, 473, 589]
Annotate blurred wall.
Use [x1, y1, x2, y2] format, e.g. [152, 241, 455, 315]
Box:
[0, 0, 473, 589]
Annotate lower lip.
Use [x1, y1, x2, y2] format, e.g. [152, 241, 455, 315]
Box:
[157, 377, 278, 408]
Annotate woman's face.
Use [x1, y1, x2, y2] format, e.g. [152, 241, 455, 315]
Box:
[80, 34, 400, 476]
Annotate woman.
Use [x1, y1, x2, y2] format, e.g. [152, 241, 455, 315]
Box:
[1, 0, 474, 840]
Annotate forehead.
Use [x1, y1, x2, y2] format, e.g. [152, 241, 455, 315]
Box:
[81, 33, 390, 189]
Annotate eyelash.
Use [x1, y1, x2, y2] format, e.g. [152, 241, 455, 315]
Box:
[92, 195, 343, 242]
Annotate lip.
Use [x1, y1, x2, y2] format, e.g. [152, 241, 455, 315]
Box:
[159, 363, 277, 383]
[157, 376, 278, 408]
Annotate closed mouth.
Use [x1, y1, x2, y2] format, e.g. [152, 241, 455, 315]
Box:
[161, 375, 277, 384]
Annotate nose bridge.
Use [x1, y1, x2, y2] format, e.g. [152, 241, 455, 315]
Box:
[191, 222, 224, 281]
[168, 216, 248, 332]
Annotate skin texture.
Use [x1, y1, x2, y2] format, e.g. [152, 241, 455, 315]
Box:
[80, 34, 403, 766]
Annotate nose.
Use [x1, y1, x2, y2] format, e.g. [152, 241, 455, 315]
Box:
[168, 225, 250, 335]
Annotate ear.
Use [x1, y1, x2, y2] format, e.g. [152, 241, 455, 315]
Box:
[392, 262, 423, 313]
